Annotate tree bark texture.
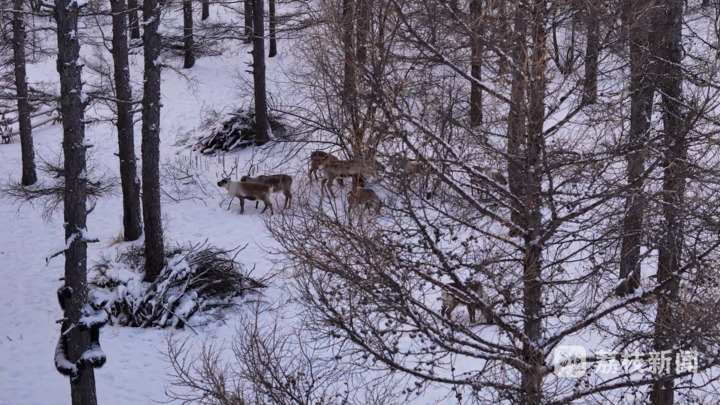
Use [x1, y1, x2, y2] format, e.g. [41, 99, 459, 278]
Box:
[142, 0, 166, 281]
[582, 0, 599, 104]
[244, 0, 253, 42]
[110, 0, 143, 241]
[618, 0, 655, 295]
[183, 0, 195, 68]
[202, 0, 209, 20]
[651, 1, 685, 403]
[127, 0, 140, 39]
[13, 0, 37, 186]
[469, 0, 483, 126]
[269, 0, 277, 57]
[520, 1, 548, 402]
[53, 0, 98, 402]
[506, 3, 527, 237]
[252, 0, 269, 144]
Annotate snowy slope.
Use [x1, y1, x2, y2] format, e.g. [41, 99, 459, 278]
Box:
[0, 5, 300, 403]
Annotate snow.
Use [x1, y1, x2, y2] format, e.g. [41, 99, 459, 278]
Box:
[0, 6, 287, 403]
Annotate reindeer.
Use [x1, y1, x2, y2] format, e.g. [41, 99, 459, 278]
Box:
[240, 174, 293, 209]
[347, 187, 381, 224]
[441, 281, 492, 324]
[217, 178, 274, 215]
[309, 150, 350, 187]
[309, 151, 339, 181]
[321, 159, 384, 198]
[389, 153, 440, 199]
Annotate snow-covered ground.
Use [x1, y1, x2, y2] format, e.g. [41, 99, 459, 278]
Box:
[0, 6, 306, 403]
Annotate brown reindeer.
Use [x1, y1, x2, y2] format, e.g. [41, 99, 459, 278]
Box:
[440, 281, 491, 324]
[241, 174, 293, 209]
[347, 187, 381, 225]
[309, 150, 349, 187]
[217, 178, 274, 215]
[321, 159, 384, 198]
[309, 151, 338, 181]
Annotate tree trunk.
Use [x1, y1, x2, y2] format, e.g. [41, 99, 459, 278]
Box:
[469, 0, 483, 126]
[142, 0, 166, 281]
[520, 1, 548, 401]
[127, 0, 140, 39]
[183, 0, 195, 68]
[268, 0, 276, 57]
[651, 1, 684, 403]
[252, 0, 269, 144]
[111, 0, 142, 241]
[506, 3, 527, 237]
[202, 0, 209, 20]
[355, 0, 369, 66]
[13, 0, 37, 186]
[244, 0, 253, 43]
[582, 0, 599, 104]
[53, 0, 98, 402]
[618, 0, 654, 295]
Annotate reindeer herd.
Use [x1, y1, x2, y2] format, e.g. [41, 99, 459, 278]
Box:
[218, 150, 387, 222]
[217, 149, 505, 325]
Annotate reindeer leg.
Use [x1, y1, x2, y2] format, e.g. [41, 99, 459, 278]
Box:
[239, 197, 245, 214]
[284, 190, 292, 209]
[326, 176, 337, 198]
[226, 196, 234, 210]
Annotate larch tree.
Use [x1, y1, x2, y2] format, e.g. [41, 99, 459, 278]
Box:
[110, 0, 142, 241]
[269, 0, 277, 57]
[269, 0, 720, 402]
[52, 0, 106, 402]
[141, 0, 166, 281]
[12, 0, 37, 186]
[128, 0, 140, 39]
[183, 0, 195, 68]
[617, 0, 656, 296]
[252, 0, 269, 144]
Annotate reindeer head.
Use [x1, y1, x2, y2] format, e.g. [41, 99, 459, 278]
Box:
[240, 175, 250, 182]
[217, 178, 231, 188]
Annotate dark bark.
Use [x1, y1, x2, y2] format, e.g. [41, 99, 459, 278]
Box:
[355, 0, 369, 66]
[244, 0, 253, 43]
[520, 1, 548, 402]
[111, 0, 142, 241]
[13, 0, 37, 186]
[202, 0, 209, 20]
[651, 1, 684, 403]
[618, 0, 654, 295]
[183, 0, 195, 68]
[127, 0, 140, 39]
[582, 0, 599, 104]
[342, 0, 357, 109]
[506, 3, 527, 237]
[53, 0, 98, 402]
[268, 0, 277, 57]
[142, 0, 166, 281]
[252, 0, 269, 144]
[469, 0, 483, 126]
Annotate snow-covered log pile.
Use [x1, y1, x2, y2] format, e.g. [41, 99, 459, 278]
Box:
[193, 108, 287, 155]
[89, 241, 265, 328]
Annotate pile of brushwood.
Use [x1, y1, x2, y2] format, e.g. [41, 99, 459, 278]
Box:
[193, 108, 287, 155]
[90, 241, 265, 329]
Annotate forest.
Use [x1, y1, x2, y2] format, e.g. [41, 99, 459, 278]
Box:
[1, 0, 720, 404]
